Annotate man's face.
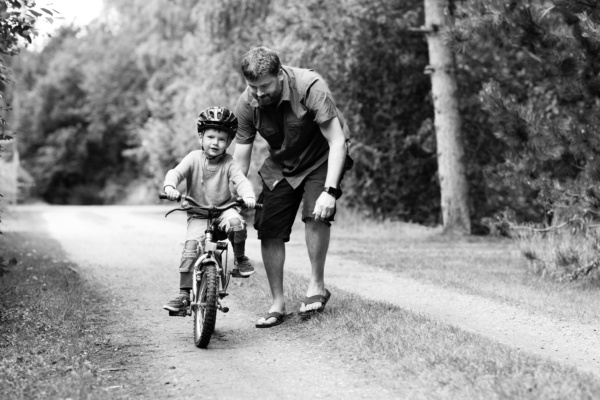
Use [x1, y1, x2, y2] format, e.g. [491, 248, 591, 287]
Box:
[246, 70, 283, 107]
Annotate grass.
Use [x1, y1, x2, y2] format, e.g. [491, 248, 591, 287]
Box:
[233, 264, 600, 399]
[329, 206, 600, 326]
[0, 229, 109, 400]
[515, 228, 600, 283]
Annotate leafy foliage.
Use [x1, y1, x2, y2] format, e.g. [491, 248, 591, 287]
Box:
[0, 0, 53, 129]
[14, 23, 150, 203]
[453, 0, 600, 224]
[9, 0, 600, 233]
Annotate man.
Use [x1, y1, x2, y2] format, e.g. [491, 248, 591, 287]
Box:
[234, 46, 352, 328]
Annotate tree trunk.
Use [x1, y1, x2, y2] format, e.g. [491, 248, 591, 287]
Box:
[424, 0, 471, 235]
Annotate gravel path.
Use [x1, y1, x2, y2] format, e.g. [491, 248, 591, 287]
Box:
[8, 204, 600, 399]
[31, 205, 396, 399]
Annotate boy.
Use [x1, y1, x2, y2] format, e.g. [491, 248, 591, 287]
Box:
[162, 106, 256, 313]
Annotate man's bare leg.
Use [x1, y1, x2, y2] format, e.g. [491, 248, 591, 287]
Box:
[255, 238, 286, 326]
[299, 218, 330, 313]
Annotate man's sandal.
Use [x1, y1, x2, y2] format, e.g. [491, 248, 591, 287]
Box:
[298, 289, 331, 319]
[255, 311, 286, 328]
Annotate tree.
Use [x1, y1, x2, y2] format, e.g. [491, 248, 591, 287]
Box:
[454, 0, 600, 225]
[0, 0, 53, 212]
[14, 24, 151, 204]
[0, 0, 54, 137]
[424, 0, 471, 234]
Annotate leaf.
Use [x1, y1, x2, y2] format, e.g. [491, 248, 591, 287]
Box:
[40, 8, 53, 16]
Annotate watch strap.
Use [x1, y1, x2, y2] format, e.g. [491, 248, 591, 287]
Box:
[323, 186, 341, 198]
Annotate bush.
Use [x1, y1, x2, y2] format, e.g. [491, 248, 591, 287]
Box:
[514, 226, 600, 284]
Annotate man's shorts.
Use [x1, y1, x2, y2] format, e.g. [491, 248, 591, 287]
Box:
[254, 161, 341, 242]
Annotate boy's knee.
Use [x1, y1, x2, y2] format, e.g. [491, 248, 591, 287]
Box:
[229, 217, 243, 231]
[179, 240, 198, 273]
[184, 240, 198, 251]
[182, 240, 198, 258]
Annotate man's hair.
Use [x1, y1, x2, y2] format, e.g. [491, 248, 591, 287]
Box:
[241, 46, 281, 81]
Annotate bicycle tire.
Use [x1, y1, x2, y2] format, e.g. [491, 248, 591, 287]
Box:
[193, 263, 218, 348]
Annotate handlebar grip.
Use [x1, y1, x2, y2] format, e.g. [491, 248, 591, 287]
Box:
[159, 192, 182, 202]
[234, 196, 263, 210]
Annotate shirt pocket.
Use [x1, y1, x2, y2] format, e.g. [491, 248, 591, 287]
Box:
[258, 126, 283, 149]
[258, 126, 278, 138]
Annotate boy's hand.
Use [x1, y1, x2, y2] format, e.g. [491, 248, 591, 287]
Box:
[243, 197, 256, 209]
[165, 186, 181, 201]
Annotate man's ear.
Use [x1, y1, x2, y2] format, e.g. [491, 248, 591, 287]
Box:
[277, 68, 284, 82]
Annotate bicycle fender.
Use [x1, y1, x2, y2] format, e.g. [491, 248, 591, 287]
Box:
[202, 255, 219, 266]
[195, 254, 208, 268]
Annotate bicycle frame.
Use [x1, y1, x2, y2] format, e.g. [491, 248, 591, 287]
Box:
[191, 213, 231, 316]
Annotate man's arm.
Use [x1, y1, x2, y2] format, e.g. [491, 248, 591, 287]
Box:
[313, 117, 346, 221]
[233, 142, 254, 176]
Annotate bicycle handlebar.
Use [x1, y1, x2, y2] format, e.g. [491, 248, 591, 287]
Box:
[158, 192, 262, 211]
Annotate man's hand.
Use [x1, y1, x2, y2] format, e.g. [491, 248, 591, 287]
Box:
[165, 186, 181, 201]
[243, 197, 256, 209]
[313, 191, 336, 221]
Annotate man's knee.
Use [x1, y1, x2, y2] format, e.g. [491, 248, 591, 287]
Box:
[303, 216, 332, 228]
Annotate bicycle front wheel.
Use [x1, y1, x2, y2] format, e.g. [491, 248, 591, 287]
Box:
[193, 263, 218, 348]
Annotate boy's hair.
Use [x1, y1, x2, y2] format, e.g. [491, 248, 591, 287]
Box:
[197, 107, 237, 139]
[241, 46, 281, 81]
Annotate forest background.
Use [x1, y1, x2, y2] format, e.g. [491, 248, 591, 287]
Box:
[3, 0, 600, 234]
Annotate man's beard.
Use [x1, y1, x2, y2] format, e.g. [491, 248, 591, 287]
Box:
[256, 95, 275, 106]
[255, 81, 283, 107]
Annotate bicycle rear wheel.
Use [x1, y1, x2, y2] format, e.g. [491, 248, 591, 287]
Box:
[193, 263, 218, 348]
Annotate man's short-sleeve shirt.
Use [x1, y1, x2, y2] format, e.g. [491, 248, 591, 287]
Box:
[235, 65, 349, 190]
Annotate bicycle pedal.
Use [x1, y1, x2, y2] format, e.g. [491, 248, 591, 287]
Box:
[219, 291, 229, 298]
[168, 310, 188, 317]
[230, 270, 249, 279]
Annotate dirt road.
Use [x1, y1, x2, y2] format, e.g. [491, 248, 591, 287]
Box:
[10, 205, 396, 399]
[6, 204, 600, 398]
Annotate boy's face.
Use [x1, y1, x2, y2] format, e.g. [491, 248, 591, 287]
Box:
[200, 128, 230, 158]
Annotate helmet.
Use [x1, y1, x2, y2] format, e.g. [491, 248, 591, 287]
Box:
[197, 107, 237, 139]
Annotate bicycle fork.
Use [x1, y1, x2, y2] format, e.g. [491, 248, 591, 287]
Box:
[193, 252, 230, 314]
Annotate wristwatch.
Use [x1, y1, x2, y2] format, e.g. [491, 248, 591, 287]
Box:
[323, 186, 341, 198]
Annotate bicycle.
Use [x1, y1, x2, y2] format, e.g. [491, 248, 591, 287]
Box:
[159, 192, 261, 348]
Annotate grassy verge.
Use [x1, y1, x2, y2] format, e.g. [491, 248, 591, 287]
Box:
[516, 228, 600, 282]
[0, 228, 108, 399]
[233, 265, 600, 399]
[329, 207, 600, 326]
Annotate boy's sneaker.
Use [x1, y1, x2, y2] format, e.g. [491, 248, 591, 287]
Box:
[163, 294, 190, 312]
[232, 256, 255, 277]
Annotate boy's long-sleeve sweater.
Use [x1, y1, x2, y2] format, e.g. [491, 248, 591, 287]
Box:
[163, 151, 255, 206]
